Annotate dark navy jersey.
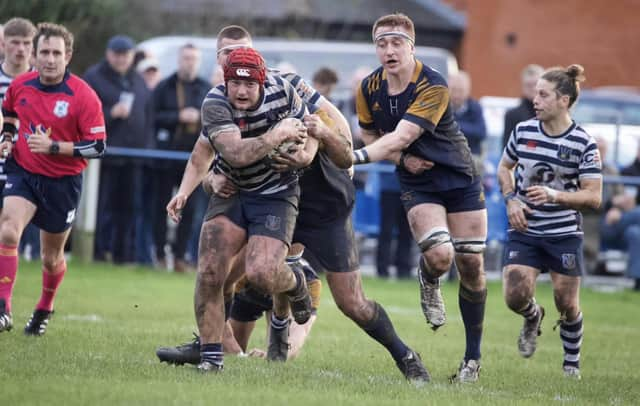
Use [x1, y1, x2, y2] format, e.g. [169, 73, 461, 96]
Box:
[297, 150, 355, 225]
[356, 60, 475, 192]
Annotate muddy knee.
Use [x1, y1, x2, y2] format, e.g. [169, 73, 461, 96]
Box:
[418, 227, 454, 276]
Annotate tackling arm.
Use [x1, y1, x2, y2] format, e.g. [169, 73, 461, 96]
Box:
[352, 120, 422, 164]
[315, 99, 353, 168]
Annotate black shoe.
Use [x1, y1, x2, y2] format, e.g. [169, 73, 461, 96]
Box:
[267, 321, 290, 362]
[24, 309, 53, 336]
[287, 263, 312, 325]
[396, 350, 431, 383]
[156, 333, 201, 365]
[0, 299, 13, 333]
[197, 360, 223, 373]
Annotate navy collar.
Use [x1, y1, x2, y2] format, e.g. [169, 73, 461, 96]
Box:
[25, 70, 74, 96]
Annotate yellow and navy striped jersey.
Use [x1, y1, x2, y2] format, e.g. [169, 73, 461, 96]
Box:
[201, 73, 307, 195]
[356, 60, 475, 192]
[502, 119, 602, 237]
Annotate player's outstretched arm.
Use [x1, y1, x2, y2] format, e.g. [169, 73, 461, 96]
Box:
[313, 101, 353, 169]
[351, 119, 422, 165]
[167, 138, 216, 222]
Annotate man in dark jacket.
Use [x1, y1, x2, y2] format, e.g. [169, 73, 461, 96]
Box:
[152, 43, 210, 272]
[502, 64, 543, 148]
[449, 71, 486, 157]
[84, 35, 154, 264]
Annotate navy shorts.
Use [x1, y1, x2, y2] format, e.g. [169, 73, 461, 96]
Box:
[293, 211, 359, 273]
[400, 179, 486, 214]
[2, 159, 82, 233]
[503, 231, 584, 276]
[203, 189, 299, 246]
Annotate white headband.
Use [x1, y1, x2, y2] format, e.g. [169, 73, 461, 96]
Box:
[373, 31, 414, 45]
[216, 44, 251, 55]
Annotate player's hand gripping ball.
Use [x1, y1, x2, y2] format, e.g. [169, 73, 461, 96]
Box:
[268, 117, 307, 158]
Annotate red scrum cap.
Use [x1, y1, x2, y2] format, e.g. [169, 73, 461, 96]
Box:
[223, 48, 267, 85]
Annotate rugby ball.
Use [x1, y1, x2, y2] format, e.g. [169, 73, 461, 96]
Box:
[268, 117, 306, 157]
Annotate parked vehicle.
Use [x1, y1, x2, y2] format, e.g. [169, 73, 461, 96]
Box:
[137, 36, 459, 102]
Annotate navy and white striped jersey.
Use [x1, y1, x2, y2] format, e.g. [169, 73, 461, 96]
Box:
[1, 66, 20, 183]
[502, 119, 602, 237]
[201, 73, 307, 195]
[276, 71, 324, 108]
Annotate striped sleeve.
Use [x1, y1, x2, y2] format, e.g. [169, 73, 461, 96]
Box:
[578, 138, 602, 179]
[286, 81, 307, 119]
[282, 72, 324, 108]
[201, 90, 237, 141]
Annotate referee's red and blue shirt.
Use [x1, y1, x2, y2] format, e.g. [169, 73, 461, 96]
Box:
[2, 70, 106, 178]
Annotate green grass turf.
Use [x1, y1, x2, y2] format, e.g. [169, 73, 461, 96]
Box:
[1, 261, 639, 405]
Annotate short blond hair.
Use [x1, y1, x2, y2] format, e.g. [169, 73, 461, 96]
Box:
[372, 13, 415, 42]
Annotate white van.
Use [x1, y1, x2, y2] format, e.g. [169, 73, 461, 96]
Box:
[137, 36, 459, 101]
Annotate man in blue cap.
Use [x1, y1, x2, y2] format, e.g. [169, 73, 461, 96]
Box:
[84, 34, 154, 264]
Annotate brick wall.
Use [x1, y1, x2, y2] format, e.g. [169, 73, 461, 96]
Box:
[449, 0, 640, 97]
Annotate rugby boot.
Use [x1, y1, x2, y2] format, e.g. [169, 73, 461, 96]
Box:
[418, 271, 446, 330]
[156, 333, 201, 365]
[396, 349, 431, 383]
[518, 304, 545, 358]
[266, 319, 290, 362]
[0, 299, 13, 333]
[450, 359, 481, 383]
[286, 263, 312, 325]
[24, 309, 53, 336]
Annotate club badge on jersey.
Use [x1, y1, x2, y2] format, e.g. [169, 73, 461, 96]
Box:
[53, 100, 70, 118]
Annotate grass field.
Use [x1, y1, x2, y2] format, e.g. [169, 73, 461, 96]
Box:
[1, 261, 639, 405]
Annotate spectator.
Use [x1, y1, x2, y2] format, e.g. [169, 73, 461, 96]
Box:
[84, 35, 154, 264]
[502, 64, 544, 147]
[449, 71, 487, 162]
[137, 57, 161, 90]
[312, 67, 338, 101]
[621, 144, 640, 205]
[595, 136, 625, 205]
[151, 43, 210, 272]
[583, 136, 625, 270]
[133, 54, 162, 265]
[600, 194, 640, 290]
